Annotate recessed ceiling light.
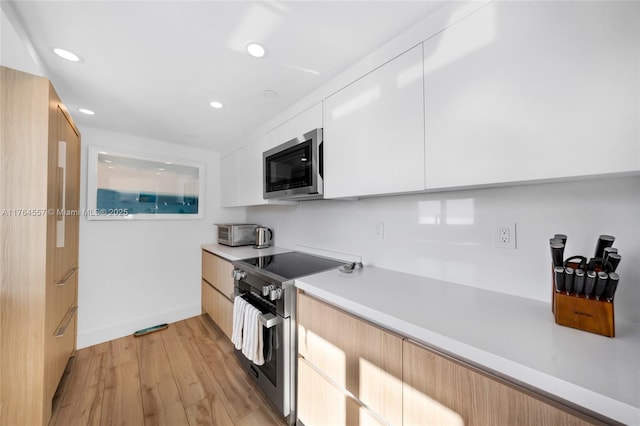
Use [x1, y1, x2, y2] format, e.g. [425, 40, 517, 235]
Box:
[53, 48, 81, 62]
[209, 101, 223, 109]
[78, 108, 95, 115]
[263, 89, 278, 98]
[246, 42, 266, 58]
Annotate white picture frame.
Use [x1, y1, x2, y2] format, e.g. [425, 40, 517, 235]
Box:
[87, 146, 205, 220]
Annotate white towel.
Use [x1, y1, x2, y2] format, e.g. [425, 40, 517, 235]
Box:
[231, 296, 248, 350]
[241, 304, 265, 365]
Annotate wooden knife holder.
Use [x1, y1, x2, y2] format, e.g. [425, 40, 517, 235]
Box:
[552, 266, 615, 337]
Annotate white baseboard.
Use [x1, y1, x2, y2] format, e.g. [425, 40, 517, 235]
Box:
[76, 304, 201, 349]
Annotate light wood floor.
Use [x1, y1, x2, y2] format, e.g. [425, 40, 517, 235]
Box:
[49, 315, 287, 426]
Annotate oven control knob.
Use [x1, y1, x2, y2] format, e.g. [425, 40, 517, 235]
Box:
[232, 269, 246, 281]
[262, 284, 274, 297]
[269, 288, 283, 301]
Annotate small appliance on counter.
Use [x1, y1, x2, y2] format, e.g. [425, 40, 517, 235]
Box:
[216, 223, 257, 247]
[254, 226, 273, 249]
[549, 233, 621, 337]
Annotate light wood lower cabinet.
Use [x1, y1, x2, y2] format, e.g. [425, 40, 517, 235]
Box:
[297, 357, 386, 426]
[297, 291, 599, 426]
[202, 249, 234, 297]
[201, 250, 235, 340]
[201, 279, 234, 339]
[402, 340, 594, 426]
[297, 292, 403, 425]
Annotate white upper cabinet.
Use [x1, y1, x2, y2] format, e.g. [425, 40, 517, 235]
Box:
[220, 133, 297, 207]
[220, 150, 239, 207]
[264, 102, 323, 151]
[324, 45, 425, 198]
[423, 1, 640, 189]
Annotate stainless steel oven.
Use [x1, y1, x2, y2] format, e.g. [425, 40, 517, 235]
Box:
[231, 252, 346, 425]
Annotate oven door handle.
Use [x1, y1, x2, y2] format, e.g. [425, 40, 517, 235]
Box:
[259, 312, 281, 329]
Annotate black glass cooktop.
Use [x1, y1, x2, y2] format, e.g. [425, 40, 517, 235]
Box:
[239, 251, 345, 280]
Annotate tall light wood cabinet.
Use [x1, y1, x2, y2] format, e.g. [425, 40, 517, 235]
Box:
[0, 66, 81, 426]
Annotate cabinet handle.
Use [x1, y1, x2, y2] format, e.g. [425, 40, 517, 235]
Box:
[56, 167, 64, 220]
[55, 305, 77, 337]
[55, 267, 77, 286]
[56, 141, 67, 248]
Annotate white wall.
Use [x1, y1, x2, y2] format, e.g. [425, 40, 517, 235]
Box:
[0, 6, 42, 76]
[248, 175, 640, 322]
[77, 127, 246, 348]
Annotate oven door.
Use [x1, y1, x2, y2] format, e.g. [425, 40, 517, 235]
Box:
[233, 292, 291, 418]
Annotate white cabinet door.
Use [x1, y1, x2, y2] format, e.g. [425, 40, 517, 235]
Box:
[220, 134, 297, 207]
[235, 137, 264, 206]
[264, 101, 323, 151]
[424, 1, 640, 189]
[324, 45, 425, 198]
[220, 150, 239, 207]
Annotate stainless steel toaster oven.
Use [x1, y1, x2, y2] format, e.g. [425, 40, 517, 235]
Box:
[216, 224, 257, 247]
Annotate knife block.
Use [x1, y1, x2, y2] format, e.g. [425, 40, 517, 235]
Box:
[552, 267, 615, 337]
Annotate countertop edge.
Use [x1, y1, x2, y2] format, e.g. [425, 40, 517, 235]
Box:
[201, 243, 292, 261]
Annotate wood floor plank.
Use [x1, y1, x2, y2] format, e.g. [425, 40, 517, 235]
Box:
[136, 330, 189, 426]
[49, 355, 76, 426]
[51, 315, 286, 426]
[100, 337, 144, 426]
[161, 320, 223, 408]
[54, 344, 108, 426]
[184, 394, 235, 426]
[179, 321, 263, 422]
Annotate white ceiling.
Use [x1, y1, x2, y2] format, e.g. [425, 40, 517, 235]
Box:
[6, 0, 444, 153]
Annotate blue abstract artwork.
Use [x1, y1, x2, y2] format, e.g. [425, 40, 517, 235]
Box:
[88, 148, 203, 220]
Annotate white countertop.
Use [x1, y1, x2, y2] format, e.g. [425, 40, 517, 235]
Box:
[296, 266, 640, 425]
[201, 242, 291, 261]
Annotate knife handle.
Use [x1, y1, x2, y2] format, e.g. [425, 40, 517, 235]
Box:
[606, 253, 621, 272]
[573, 269, 585, 296]
[594, 234, 615, 259]
[584, 270, 597, 299]
[550, 242, 565, 267]
[553, 266, 565, 292]
[564, 267, 574, 294]
[594, 271, 609, 300]
[604, 272, 619, 302]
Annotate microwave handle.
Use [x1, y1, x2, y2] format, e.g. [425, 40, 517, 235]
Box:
[318, 141, 323, 179]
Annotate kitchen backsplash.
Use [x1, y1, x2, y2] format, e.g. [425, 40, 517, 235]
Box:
[247, 175, 640, 322]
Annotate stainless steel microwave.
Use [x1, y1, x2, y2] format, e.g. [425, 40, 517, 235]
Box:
[263, 128, 323, 200]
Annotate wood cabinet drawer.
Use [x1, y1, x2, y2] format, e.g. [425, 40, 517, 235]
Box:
[297, 357, 386, 426]
[202, 250, 234, 298]
[47, 268, 77, 336]
[403, 340, 594, 426]
[297, 292, 403, 425]
[46, 305, 77, 401]
[201, 280, 233, 340]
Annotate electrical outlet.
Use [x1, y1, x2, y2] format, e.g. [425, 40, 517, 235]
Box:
[495, 222, 516, 249]
[375, 221, 384, 239]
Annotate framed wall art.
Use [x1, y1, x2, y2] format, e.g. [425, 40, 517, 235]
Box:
[87, 146, 205, 220]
